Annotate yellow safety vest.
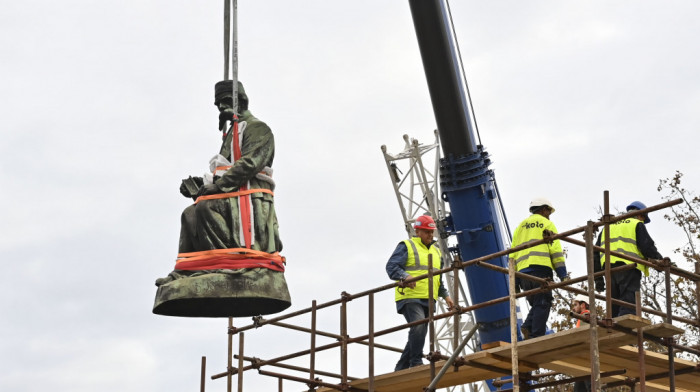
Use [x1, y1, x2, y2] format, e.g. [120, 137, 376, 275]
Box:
[511, 214, 566, 272]
[394, 237, 442, 301]
[599, 218, 648, 276]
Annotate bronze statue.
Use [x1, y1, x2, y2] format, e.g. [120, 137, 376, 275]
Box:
[153, 81, 291, 317]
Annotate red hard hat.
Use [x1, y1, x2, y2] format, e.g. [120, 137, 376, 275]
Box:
[414, 215, 437, 230]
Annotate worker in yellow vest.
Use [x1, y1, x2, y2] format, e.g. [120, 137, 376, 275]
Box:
[593, 201, 665, 317]
[386, 215, 454, 370]
[510, 198, 568, 339]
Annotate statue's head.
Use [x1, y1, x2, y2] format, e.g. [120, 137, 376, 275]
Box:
[214, 80, 249, 111]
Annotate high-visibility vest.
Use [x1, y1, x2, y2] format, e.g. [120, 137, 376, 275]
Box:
[511, 214, 566, 272]
[599, 218, 648, 276]
[576, 309, 590, 328]
[394, 237, 442, 302]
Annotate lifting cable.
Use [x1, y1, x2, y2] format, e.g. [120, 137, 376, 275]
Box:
[445, 0, 482, 147]
[223, 0, 239, 114]
[446, 0, 513, 241]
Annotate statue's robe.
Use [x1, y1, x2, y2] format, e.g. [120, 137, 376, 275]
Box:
[178, 109, 282, 254]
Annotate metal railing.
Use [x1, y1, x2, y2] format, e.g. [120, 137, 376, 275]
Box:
[200, 193, 700, 392]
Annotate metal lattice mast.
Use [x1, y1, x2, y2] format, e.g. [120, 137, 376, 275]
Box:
[381, 131, 484, 392]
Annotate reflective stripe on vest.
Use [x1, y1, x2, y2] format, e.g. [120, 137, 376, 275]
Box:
[395, 237, 441, 302]
[600, 218, 648, 276]
[511, 215, 566, 272]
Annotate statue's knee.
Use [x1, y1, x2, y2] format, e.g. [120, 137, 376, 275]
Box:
[182, 204, 196, 225]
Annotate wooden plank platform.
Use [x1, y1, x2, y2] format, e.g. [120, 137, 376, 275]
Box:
[643, 322, 685, 338]
[614, 314, 650, 329]
[313, 316, 698, 392]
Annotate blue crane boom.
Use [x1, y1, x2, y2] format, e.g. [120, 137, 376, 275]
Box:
[407, 0, 521, 349]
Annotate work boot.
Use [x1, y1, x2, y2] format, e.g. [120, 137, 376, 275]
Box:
[520, 326, 531, 340]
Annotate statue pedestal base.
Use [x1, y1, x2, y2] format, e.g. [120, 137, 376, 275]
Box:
[153, 268, 291, 317]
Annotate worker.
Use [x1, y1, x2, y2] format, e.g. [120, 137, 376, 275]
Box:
[593, 201, 665, 317]
[572, 294, 591, 328]
[511, 198, 568, 339]
[572, 294, 591, 392]
[386, 215, 454, 370]
[177, 80, 282, 254]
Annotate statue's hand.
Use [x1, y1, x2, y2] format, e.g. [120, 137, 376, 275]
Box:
[180, 180, 192, 198]
[180, 176, 204, 198]
[196, 183, 221, 198]
[219, 108, 236, 131]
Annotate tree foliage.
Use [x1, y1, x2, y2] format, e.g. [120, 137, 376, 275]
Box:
[640, 171, 700, 359]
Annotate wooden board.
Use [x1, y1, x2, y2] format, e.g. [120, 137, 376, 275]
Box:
[603, 346, 700, 389]
[643, 322, 685, 337]
[312, 322, 698, 392]
[613, 314, 652, 329]
[481, 340, 508, 349]
[542, 359, 690, 392]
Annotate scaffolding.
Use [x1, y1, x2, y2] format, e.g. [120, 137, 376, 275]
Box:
[200, 193, 700, 392]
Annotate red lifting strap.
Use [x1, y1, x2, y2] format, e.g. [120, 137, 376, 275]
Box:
[176, 258, 285, 272]
[232, 119, 254, 249]
[175, 248, 286, 272]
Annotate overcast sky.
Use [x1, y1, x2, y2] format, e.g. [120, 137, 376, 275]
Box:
[2, 1, 699, 391]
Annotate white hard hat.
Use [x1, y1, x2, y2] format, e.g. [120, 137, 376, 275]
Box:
[529, 197, 555, 213]
[574, 294, 589, 304]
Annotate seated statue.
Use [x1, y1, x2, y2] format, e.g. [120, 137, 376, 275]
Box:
[153, 81, 290, 317]
[179, 81, 282, 253]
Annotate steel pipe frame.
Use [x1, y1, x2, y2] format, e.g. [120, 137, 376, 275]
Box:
[234, 355, 355, 381]
[497, 370, 626, 392]
[514, 369, 627, 392]
[572, 313, 700, 357]
[237, 333, 244, 392]
[560, 236, 700, 326]
[227, 317, 233, 392]
[424, 323, 480, 392]
[262, 319, 403, 353]
[340, 294, 348, 389]
[213, 263, 677, 380]
[567, 311, 700, 358]
[603, 365, 700, 389]
[310, 301, 317, 384]
[265, 319, 403, 353]
[489, 371, 560, 385]
[665, 264, 677, 391]
[560, 236, 700, 283]
[211, 197, 700, 391]
[636, 291, 647, 392]
[585, 221, 602, 391]
[368, 293, 375, 392]
[258, 369, 347, 391]
[215, 271, 698, 383]
[213, 340, 342, 379]
[227, 198, 686, 332]
[603, 193, 614, 321]
[428, 254, 437, 380]
[509, 244, 520, 392]
[226, 199, 691, 337]
[201, 356, 206, 392]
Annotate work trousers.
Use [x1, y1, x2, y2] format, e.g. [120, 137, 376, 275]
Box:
[395, 302, 429, 371]
[574, 380, 591, 392]
[517, 269, 554, 338]
[609, 262, 642, 317]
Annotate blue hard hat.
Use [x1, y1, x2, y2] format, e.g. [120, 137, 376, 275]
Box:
[626, 201, 650, 223]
